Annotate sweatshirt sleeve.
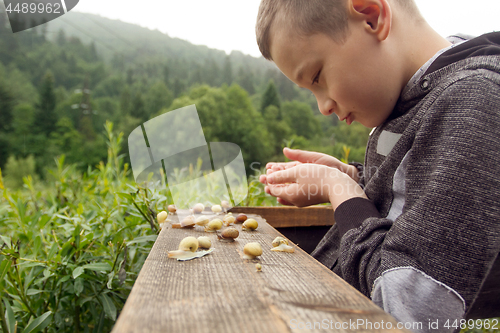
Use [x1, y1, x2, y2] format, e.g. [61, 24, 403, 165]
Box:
[314, 74, 500, 327]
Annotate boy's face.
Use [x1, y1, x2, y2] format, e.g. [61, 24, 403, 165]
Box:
[269, 22, 403, 128]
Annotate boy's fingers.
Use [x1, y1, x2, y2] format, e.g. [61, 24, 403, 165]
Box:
[259, 174, 267, 184]
[277, 197, 293, 206]
[267, 169, 296, 185]
[283, 147, 321, 163]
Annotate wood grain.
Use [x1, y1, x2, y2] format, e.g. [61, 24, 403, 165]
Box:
[229, 206, 335, 228]
[112, 210, 409, 333]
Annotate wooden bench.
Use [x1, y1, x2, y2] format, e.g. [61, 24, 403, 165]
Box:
[112, 207, 411, 332]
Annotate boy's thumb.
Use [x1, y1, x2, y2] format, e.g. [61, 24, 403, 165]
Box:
[283, 147, 316, 163]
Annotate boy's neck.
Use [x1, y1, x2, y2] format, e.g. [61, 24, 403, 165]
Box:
[394, 19, 452, 88]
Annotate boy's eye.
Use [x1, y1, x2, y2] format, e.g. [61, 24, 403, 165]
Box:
[312, 70, 321, 85]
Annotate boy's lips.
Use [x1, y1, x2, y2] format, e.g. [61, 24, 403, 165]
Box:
[340, 113, 353, 125]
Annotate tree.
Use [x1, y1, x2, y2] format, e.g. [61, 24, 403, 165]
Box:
[282, 101, 322, 140]
[0, 81, 15, 132]
[145, 81, 173, 116]
[222, 56, 233, 86]
[34, 71, 58, 136]
[261, 80, 281, 118]
[130, 92, 147, 121]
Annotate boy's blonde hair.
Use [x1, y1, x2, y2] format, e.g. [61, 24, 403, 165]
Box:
[256, 0, 420, 61]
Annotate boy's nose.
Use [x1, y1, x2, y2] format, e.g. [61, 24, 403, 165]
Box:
[317, 95, 336, 116]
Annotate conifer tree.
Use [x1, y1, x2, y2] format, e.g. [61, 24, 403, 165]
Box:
[34, 71, 58, 136]
[261, 79, 281, 119]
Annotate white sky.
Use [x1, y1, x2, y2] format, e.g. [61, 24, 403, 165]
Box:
[9, 0, 500, 58]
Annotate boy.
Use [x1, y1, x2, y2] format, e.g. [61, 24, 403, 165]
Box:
[256, 0, 500, 330]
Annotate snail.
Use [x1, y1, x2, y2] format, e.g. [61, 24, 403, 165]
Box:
[255, 263, 262, 272]
[195, 215, 210, 227]
[168, 236, 214, 261]
[180, 215, 196, 228]
[218, 227, 239, 242]
[243, 242, 262, 259]
[271, 236, 294, 253]
[242, 218, 258, 231]
[211, 205, 222, 214]
[197, 236, 212, 249]
[205, 218, 223, 232]
[221, 200, 230, 211]
[192, 203, 205, 214]
[168, 204, 177, 213]
[236, 213, 247, 223]
[157, 211, 168, 224]
[223, 213, 236, 226]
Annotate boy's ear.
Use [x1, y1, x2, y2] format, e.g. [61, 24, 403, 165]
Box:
[349, 0, 392, 41]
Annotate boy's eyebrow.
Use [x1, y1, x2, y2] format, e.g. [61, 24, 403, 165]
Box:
[294, 65, 308, 83]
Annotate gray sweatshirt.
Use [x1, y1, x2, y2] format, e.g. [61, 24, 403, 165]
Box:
[312, 32, 500, 332]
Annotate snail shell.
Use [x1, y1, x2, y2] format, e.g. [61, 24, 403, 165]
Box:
[180, 215, 196, 228]
[178, 236, 199, 252]
[220, 227, 239, 240]
[243, 242, 262, 259]
[211, 205, 222, 213]
[242, 218, 258, 231]
[205, 218, 223, 232]
[223, 213, 236, 226]
[197, 236, 212, 249]
[192, 203, 205, 214]
[236, 213, 247, 223]
[157, 211, 168, 224]
[221, 200, 230, 209]
[272, 236, 288, 247]
[195, 216, 210, 226]
[168, 205, 177, 213]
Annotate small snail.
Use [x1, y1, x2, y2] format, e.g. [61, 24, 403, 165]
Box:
[243, 242, 262, 259]
[223, 213, 236, 226]
[242, 218, 258, 231]
[168, 204, 177, 213]
[221, 200, 230, 211]
[192, 203, 205, 214]
[195, 216, 210, 226]
[236, 213, 247, 223]
[255, 263, 262, 272]
[197, 236, 212, 249]
[271, 236, 294, 253]
[157, 211, 168, 224]
[168, 236, 214, 261]
[180, 215, 196, 228]
[205, 218, 223, 232]
[211, 205, 222, 214]
[219, 227, 239, 241]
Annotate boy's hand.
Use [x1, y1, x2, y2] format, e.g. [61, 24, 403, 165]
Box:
[259, 148, 361, 206]
[260, 148, 360, 183]
[265, 163, 366, 209]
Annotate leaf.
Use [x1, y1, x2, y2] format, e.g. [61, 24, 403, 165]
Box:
[126, 235, 157, 246]
[4, 299, 16, 333]
[47, 242, 58, 260]
[99, 294, 116, 321]
[0, 235, 11, 249]
[72, 266, 84, 279]
[74, 278, 84, 296]
[83, 263, 112, 272]
[0, 259, 11, 283]
[26, 289, 45, 296]
[106, 271, 115, 289]
[21, 311, 51, 333]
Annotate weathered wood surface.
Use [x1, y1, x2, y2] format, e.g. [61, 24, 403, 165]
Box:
[112, 210, 409, 333]
[229, 206, 335, 228]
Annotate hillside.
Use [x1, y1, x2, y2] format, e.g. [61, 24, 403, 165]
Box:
[44, 11, 276, 72]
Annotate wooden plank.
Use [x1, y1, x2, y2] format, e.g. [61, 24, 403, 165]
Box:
[113, 210, 409, 333]
[229, 206, 334, 228]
